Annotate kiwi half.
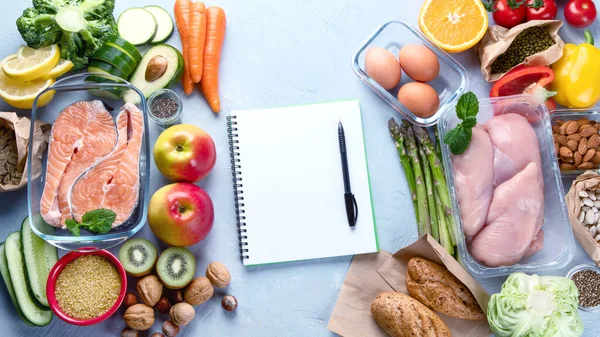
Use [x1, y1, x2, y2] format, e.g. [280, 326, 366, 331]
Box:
[119, 238, 158, 277]
[156, 247, 196, 289]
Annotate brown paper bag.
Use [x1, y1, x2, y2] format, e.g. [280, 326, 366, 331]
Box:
[0, 112, 50, 192]
[328, 235, 491, 337]
[478, 20, 564, 82]
[565, 171, 600, 266]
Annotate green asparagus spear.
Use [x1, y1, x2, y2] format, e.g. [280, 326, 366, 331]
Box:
[434, 125, 443, 160]
[435, 187, 454, 256]
[418, 135, 439, 241]
[403, 121, 430, 236]
[388, 118, 418, 216]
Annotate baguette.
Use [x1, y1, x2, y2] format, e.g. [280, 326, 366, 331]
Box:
[371, 292, 451, 337]
[406, 257, 484, 320]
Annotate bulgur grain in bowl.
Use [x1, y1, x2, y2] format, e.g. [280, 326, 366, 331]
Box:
[46, 249, 127, 326]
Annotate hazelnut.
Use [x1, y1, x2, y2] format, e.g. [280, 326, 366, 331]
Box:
[145, 55, 168, 82]
[169, 302, 195, 326]
[137, 275, 163, 306]
[123, 303, 155, 331]
[221, 295, 238, 312]
[121, 327, 139, 337]
[155, 296, 172, 314]
[206, 262, 231, 288]
[162, 320, 180, 337]
[123, 292, 139, 309]
[171, 290, 184, 303]
[184, 277, 214, 306]
[151, 333, 165, 337]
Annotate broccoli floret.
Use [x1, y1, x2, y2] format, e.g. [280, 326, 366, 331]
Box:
[16, 0, 116, 70]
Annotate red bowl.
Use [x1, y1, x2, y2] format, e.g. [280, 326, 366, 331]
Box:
[46, 248, 127, 326]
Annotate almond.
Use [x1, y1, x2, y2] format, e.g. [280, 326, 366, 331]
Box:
[556, 135, 569, 146]
[584, 148, 596, 163]
[579, 124, 593, 133]
[555, 142, 560, 156]
[568, 134, 582, 142]
[577, 118, 592, 126]
[579, 162, 595, 169]
[581, 126, 597, 138]
[579, 138, 589, 155]
[574, 151, 583, 166]
[561, 163, 577, 171]
[556, 121, 565, 127]
[595, 123, 600, 131]
[589, 134, 600, 148]
[560, 146, 573, 160]
[567, 139, 579, 152]
[592, 151, 600, 165]
[559, 121, 571, 135]
[552, 126, 561, 134]
[567, 121, 579, 135]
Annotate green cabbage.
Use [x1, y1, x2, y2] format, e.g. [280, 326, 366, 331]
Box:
[488, 273, 583, 337]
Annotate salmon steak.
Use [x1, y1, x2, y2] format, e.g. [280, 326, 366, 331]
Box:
[40, 101, 117, 227]
[70, 103, 144, 227]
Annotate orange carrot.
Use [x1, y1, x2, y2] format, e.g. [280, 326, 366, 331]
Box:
[189, 2, 207, 83]
[174, 0, 194, 95]
[201, 6, 226, 113]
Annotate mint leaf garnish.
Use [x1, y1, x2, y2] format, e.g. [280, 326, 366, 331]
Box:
[444, 92, 479, 155]
[66, 209, 116, 236]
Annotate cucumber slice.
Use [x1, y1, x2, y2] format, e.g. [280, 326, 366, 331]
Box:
[93, 46, 137, 78]
[4, 232, 53, 326]
[144, 6, 175, 45]
[118, 8, 157, 46]
[105, 36, 142, 63]
[21, 217, 58, 308]
[0, 242, 35, 326]
[88, 60, 128, 80]
[85, 75, 128, 100]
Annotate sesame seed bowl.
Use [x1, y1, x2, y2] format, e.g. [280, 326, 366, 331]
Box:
[567, 263, 600, 312]
[46, 248, 127, 325]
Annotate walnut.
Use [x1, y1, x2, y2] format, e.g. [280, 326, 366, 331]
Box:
[183, 277, 214, 306]
[206, 262, 231, 288]
[137, 275, 163, 306]
[123, 304, 155, 331]
[169, 302, 195, 326]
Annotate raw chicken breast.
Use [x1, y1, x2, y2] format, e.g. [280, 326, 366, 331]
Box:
[470, 162, 544, 267]
[523, 229, 544, 259]
[452, 126, 494, 237]
[484, 113, 543, 187]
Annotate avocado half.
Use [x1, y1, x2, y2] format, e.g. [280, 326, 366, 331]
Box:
[125, 44, 184, 104]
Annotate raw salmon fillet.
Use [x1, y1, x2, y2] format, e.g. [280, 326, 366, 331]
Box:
[70, 103, 144, 227]
[40, 101, 117, 227]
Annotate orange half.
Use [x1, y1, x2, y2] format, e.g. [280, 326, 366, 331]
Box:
[419, 0, 488, 53]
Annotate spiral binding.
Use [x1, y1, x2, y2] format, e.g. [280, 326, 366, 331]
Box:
[227, 115, 249, 260]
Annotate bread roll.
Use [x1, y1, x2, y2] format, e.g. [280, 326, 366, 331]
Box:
[406, 257, 484, 320]
[370, 292, 451, 337]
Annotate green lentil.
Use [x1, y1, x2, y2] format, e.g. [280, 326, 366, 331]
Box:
[490, 26, 555, 75]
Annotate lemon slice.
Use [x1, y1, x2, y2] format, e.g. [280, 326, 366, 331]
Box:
[0, 62, 55, 109]
[2, 45, 60, 81]
[39, 59, 74, 80]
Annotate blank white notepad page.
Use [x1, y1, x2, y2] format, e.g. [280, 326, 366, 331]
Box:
[231, 100, 378, 266]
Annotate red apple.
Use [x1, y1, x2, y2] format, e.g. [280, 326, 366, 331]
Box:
[148, 183, 214, 246]
[154, 124, 216, 182]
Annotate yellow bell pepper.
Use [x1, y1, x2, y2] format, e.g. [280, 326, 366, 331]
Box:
[552, 30, 600, 108]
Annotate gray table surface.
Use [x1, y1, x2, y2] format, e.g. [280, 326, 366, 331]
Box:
[0, 0, 598, 336]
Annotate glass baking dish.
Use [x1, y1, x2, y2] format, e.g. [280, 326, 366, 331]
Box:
[27, 73, 150, 251]
[352, 20, 469, 126]
[438, 95, 575, 278]
[566, 263, 600, 312]
[550, 109, 600, 178]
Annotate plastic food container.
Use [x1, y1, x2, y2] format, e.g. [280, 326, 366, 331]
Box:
[438, 95, 575, 278]
[352, 20, 469, 127]
[27, 73, 150, 251]
[46, 249, 127, 325]
[566, 263, 600, 312]
[550, 109, 600, 177]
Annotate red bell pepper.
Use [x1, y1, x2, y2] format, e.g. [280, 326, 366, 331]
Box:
[490, 66, 557, 111]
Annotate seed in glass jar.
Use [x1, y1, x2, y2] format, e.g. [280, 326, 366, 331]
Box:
[151, 97, 179, 119]
[571, 269, 600, 307]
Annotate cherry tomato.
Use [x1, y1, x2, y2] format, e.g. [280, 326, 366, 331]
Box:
[524, 0, 558, 21]
[486, 0, 526, 29]
[564, 0, 597, 28]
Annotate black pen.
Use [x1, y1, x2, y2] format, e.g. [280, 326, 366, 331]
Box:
[338, 121, 358, 227]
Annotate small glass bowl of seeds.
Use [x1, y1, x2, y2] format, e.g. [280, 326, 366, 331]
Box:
[147, 89, 182, 128]
[567, 264, 600, 312]
[46, 248, 127, 325]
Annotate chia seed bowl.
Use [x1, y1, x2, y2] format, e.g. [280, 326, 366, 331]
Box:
[147, 89, 182, 127]
[567, 263, 600, 312]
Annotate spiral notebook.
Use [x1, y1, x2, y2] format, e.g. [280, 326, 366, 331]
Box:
[227, 100, 378, 266]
